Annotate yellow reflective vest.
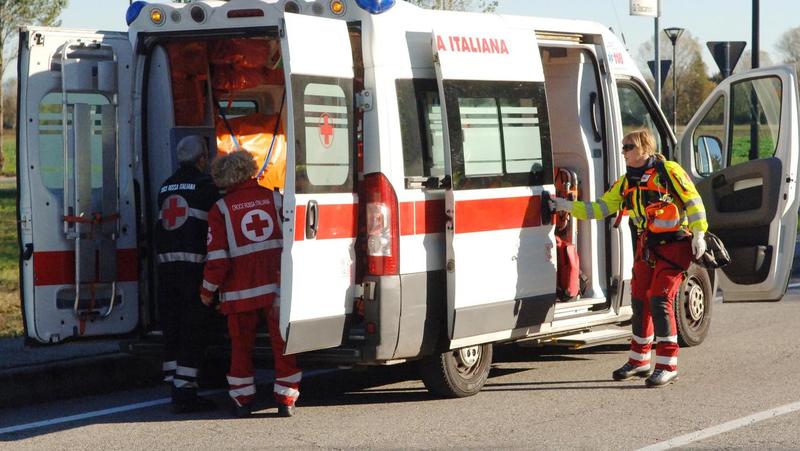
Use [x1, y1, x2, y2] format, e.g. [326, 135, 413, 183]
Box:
[571, 160, 709, 234]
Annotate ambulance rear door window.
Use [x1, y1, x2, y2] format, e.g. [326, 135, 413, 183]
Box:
[293, 76, 354, 194]
[443, 80, 553, 189]
[397, 79, 446, 182]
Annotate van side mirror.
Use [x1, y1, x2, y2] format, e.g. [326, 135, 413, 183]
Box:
[695, 135, 723, 176]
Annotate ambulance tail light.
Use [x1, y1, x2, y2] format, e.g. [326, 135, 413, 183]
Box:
[354, 0, 395, 14]
[364, 173, 399, 276]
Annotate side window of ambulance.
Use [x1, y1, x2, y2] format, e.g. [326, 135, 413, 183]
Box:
[397, 79, 446, 183]
[293, 76, 354, 194]
[691, 95, 725, 176]
[38, 92, 113, 194]
[728, 76, 782, 167]
[443, 81, 553, 189]
[616, 81, 669, 157]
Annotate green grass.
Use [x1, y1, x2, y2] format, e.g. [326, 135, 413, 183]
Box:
[2, 133, 14, 177]
[0, 183, 20, 337]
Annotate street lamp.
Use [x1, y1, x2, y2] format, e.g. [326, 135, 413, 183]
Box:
[664, 27, 685, 131]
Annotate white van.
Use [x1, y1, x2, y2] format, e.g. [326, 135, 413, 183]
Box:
[17, 0, 800, 397]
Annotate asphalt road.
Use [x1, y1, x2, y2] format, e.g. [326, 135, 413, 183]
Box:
[2, 293, 800, 449]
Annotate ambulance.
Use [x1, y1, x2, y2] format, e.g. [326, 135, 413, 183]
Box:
[16, 0, 800, 397]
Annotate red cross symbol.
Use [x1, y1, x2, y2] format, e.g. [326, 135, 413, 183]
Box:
[319, 113, 334, 148]
[245, 213, 270, 238]
[163, 196, 187, 229]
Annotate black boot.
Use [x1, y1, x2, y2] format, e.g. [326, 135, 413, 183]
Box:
[171, 387, 217, 414]
[277, 404, 296, 417]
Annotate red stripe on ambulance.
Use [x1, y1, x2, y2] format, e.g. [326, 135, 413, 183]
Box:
[294, 203, 357, 241]
[33, 249, 138, 286]
[454, 196, 542, 234]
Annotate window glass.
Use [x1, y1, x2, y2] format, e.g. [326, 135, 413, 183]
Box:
[38, 93, 113, 194]
[217, 100, 258, 118]
[729, 76, 782, 166]
[616, 82, 667, 155]
[397, 79, 445, 179]
[692, 96, 725, 176]
[443, 81, 552, 189]
[294, 77, 353, 193]
[460, 97, 503, 176]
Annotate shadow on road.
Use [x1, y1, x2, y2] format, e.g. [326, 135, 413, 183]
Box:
[1, 340, 634, 440]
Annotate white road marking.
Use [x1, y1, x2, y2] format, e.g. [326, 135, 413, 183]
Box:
[0, 369, 335, 435]
[637, 400, 800, 450]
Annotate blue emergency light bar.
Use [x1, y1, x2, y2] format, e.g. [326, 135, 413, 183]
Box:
[126, 1, 148, 25]
[355, 0, 396, 14]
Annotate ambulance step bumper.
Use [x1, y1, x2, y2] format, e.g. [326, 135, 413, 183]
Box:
[519, 328, 631, 350]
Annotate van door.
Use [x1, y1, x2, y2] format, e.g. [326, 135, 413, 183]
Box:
[279, 14, 356, 353]
[680, 65, 800, 302]
[432, 23, 558, 346]
[18, 28, 137, 343]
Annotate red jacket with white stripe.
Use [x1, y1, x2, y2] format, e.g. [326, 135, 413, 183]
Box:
[201, 179, 282, 314]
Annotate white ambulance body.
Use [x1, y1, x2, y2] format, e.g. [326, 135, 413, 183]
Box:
[17, 0, 800, 396]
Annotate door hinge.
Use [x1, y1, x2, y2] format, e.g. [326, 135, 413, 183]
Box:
[20, 213, 32, 231]
[356, 90, 373, 112]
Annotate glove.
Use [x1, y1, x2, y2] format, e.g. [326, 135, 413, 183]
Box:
[549, 197, 574, 212]
[691, 231, 707, 260]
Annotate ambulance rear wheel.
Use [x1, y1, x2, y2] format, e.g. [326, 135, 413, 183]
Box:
[675, 264, 713, 347]
[418, 343, 492, 398]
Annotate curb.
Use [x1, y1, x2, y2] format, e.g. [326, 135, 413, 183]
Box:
[0, 353, 161, 409]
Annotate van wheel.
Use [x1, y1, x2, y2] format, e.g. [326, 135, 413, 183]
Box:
[418, 343, 492, 398]
[676, 264, 713, 347]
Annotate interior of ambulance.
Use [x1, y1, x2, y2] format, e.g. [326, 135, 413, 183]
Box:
[142, 33, 290, 327]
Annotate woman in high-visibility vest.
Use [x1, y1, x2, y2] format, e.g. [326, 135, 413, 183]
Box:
[550, 128, 708, 387]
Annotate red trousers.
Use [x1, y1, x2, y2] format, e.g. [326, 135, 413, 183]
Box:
[628, 238, 691, 372]
[226, 301, 301, 407]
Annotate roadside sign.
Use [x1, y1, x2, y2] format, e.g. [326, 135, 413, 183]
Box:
[630, 0, 659, 17]
[647, 59, 672, 88]
[707, 41, 747, 79]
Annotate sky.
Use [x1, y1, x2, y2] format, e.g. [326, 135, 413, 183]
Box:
[56, 0, 800, 75]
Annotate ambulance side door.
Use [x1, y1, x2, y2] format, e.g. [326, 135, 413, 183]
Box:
[18, 28, 137, 343]
[279, 14, 357, 353]
[680, 65, 800, 302]
[433, 22, 558, 347]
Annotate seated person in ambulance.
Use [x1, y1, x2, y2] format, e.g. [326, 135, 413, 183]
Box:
[200, 150, 301, 417]
[550, 129, 708, 388]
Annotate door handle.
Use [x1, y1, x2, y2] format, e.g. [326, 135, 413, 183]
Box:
[305, 200, 318, 239]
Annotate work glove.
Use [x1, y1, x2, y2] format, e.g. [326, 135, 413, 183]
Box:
[691, 231, 707, 260]
[549, 197, 574, 212]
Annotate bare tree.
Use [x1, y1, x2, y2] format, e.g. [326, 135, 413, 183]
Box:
[406, 0, 498, 12]
[733, 50, 774, 74]
[0, 0, 66, 171]
[776, 26, 800, 64]
[636, 30, 715, 126]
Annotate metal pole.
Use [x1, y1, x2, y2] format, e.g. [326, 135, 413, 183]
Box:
[655, 16, 661, 104]
[752, 0, 760, 68]
[672, 43, 677, 131]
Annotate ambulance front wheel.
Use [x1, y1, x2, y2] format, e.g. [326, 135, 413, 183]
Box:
[675, 264, 713, 347]
[418, 343, 493, 398]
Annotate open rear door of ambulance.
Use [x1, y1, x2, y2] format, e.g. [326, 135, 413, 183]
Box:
[680, 65, 800, 302]
[18, 28, 138, 343]
[279, 14, 356, 354]
[433, 19, 558, 348]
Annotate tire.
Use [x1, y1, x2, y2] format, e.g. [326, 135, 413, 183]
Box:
[418, 343, 493, 398]
[675, 264, 713, 347]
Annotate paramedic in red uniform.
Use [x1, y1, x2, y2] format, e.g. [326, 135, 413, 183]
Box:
[200, 150, 301, 417]
[156, 135, 220, 413]
[551, 129, 708, 387]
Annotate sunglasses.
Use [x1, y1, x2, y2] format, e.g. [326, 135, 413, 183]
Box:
[621, 143, 637, 152]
